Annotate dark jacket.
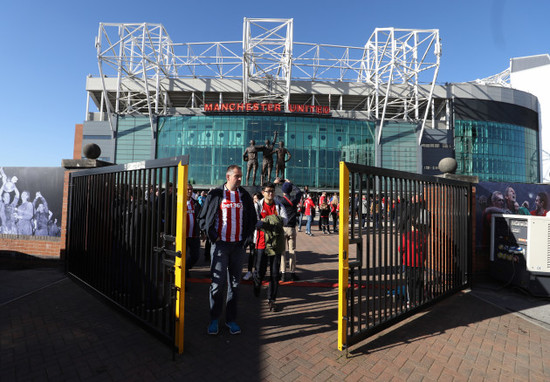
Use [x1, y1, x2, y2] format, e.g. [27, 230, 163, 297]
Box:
[198, 184, 257, 247]
[275, 184, 303, 227]
[187, 198, 202, 238]
[398, 200, 431, 234]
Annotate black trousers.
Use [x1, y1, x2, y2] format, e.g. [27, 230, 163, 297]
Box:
[254, 249, 281, 302]
[404, 266, 424, 304]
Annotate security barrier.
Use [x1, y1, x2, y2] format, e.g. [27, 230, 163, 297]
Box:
[338, 162, 472, 351]
[66, 156, 188, 354]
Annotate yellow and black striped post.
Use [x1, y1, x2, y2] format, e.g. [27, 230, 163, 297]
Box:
[174, 161, 188, 353]
[338, 161, 350, 351]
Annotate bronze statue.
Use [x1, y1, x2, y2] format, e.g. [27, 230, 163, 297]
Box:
[243, 140, 259, 186]
[275, 141, 292, 179]
[258, 131, 278, 185]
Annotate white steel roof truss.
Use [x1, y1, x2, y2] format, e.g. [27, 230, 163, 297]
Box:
[93, 21, 441, 141]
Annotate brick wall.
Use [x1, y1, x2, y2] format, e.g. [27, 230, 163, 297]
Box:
[73, 124, 83, 159]
[0, 235, 62, 258]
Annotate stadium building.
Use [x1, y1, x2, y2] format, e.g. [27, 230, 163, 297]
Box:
[77, 19, 542, 189]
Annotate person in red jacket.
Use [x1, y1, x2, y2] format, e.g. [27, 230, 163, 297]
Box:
[304, 194, 316, 236]
[530, 192, 548, 216]
[400, 227, 426, 307]
[399, 196, 429, 308]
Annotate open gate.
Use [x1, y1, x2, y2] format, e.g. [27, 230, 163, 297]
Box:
[65, 156, 189, 354]
[338, 162, 473, 351]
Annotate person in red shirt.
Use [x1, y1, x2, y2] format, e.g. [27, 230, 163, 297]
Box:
[399, 197, 428, 308]
[401, 226, 426, 307]
[304, 194, 316, 236]
[318, 192, 327, 231]
[253, 182, 288, 311]
[530, 192, 549, 216]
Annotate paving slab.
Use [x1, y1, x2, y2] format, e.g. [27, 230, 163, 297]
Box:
[1, 230, 550, 381]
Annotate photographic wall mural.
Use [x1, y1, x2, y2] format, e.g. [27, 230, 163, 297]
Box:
[0, 167, 64, 238]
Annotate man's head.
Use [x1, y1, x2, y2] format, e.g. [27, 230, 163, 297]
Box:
[249, 140, 255, 146]
[282, 182, 293, 195]
[187, 183, 193, 200]
[262, 182, 275, 204]
[278, 141, 284, 148]
[265, 139, 270, 146]
[491, 191, 505, 208]
[504, 186, 516, 209]
[226, 165, 242, 191]
[535, 192, 548, 210]
[21, 191, 29, 201]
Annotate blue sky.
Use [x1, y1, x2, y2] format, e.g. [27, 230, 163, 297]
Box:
[1, 0, 548, 167]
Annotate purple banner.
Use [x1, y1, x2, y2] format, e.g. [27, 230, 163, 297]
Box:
[476, 181, 550, 254]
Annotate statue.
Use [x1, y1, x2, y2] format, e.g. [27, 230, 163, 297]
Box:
[243, 140, 259, 186]
[258, 131, 278, 185]
[274, 141, 292, 179]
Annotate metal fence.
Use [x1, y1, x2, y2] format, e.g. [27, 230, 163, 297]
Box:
[66, 156, 188, 353]
[338, 162, 472, 351]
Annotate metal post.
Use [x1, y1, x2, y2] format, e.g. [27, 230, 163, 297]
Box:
[338, 161, 350, 351]
[174, 161, 188, 354]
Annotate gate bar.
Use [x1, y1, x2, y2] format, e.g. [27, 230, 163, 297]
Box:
[174, 161, 188, 354]
[338, 161, 350, 351]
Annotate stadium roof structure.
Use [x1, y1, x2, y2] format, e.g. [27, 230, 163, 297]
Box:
[89, 18, 442, 143]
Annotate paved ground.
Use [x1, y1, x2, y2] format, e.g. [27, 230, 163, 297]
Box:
[2, 230, 550, 381]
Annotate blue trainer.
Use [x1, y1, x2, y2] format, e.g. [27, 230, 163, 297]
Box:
[225, 321, 241, 335]
[207, 319, 219, 335]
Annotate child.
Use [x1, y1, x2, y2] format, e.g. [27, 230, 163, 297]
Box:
[319, 202, 331, 234]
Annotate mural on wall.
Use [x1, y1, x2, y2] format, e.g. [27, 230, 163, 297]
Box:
[475, 181, 550, 254]
[0, 167, 64, 237]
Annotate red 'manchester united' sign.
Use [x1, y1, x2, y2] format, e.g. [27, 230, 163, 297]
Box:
[203, 102, 331, 115]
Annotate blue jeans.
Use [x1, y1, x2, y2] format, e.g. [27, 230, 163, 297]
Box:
[209, 240, 245, 322]
[306, 215, 313, 234]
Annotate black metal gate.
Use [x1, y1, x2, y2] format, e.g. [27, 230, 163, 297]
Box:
[338, 162, 472, 350]
[65, 156, 188, 351]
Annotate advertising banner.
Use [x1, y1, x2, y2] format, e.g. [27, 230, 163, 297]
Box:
[476, 181, 550, 253]
[0, 167, 64, 237]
